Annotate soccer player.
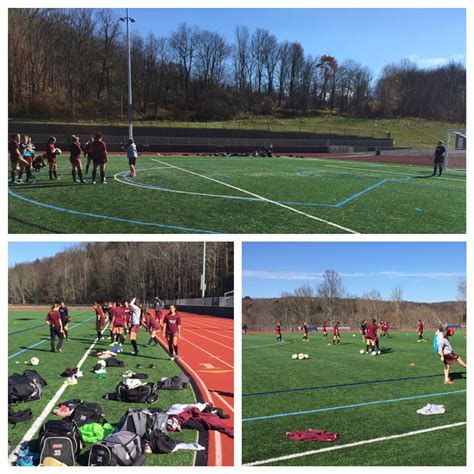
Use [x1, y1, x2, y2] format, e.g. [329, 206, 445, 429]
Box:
[302, 322, 309, 341]
[144, 309, 161, 347]
[154, 296, 163, 318]
[332, 321, 341, 345]
[84, 136, 94, 175]
[9, 133, 29, 184]
[108, 302, 117, 341]
[69, 135, 85, 183]
[128, 297, 142, 356]
[45, 136, 61, 181]
[94, 302, 106, 341]
[127, 138, 138, 177]
[45, 304, 64, 353]
[322, 321, 328, 339]
[365, 319, 381, 354]
[275, 322, 282, 342]
[91, 132, 108, 184]
[417, 319, 425, 342]
[242, 323, 248, 335]
[58, 301, 71, 341]
[123, 301, 131, 336]
[19, 136, 36, 184]
[432, 140, 445, 177]
[162, 304, 181, 361]
[360, 320, 368, 342]
[111, 302, 126, 345]
[438, 327, 467, 384]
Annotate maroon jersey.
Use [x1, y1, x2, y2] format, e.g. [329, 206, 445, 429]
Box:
[124, 307, 131, 325]
[164, 312, 181, 335]
[418, 321, 424, 331]
[108, 306, 116, 322]
[91, 139, 107, 162]
[323, 322, 327, 332]
[70, 142, 82, 159]
[113, 307, 125, 326]
[84, 142, 93, 157]
[275, 324, 281, 334]
[45, 143, 56, 159]
[9, 140, 21, 161]
[303, 323, 308, 334]
[366, 323, 378, 339]
[148, 313, 161, 331]
[95, 306, 105, 324]
[46, 310, 62, 327]
[333, 323, 340, 335]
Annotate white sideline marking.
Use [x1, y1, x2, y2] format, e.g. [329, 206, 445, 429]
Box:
[8, 322, 109, 465]
[152, 158, 358, 234]
[244, 421, 466, 466]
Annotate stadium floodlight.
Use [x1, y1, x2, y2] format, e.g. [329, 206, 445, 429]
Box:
[120, 9, 136, 140]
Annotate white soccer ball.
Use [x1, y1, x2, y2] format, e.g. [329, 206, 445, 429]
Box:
[292, 354, 298, 359]
[377, 351, 381, 355]
[360, 349, 365, 354]
[353, 334, 356, 337]
[371, 351, 377, 357]
[303, 354, 309, 359]
[298, 353, 305, 360]
[30, 357, 39, 366]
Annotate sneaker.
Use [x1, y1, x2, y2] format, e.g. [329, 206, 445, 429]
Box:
[135, 364, 143, 369]
[444, 380, 454, 385]
[143, 443, 152, 454]
[144, 344, 150, 348]
[76, 370, 83, 377]
[122, 370, 134, 378]
[55, 177, 61, 181]
[57, 348, 62, 353]
[66, 376, 77, 385]
[94, 367, 107, 375]
[170, 356, 175, 361]
[102, 179, 107, 184]
[148, 364, 156, 369]
[175, 355, 179, 361]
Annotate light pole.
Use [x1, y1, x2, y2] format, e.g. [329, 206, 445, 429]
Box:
[120, 9, 135, 139]
[201, 242, 207, 298]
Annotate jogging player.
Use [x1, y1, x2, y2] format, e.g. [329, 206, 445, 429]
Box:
[332, 322, 341, 345]
[144, 308, 161, 347]
[438, 327, 467, 384]
[365, 319, 381, 354]
[162, 304, 181, 361]
[432, 140, 445, 177]
[45, 304, 65, 353]
[59, 301, 71, 341]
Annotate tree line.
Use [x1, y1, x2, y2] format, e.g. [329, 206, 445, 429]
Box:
[9, 242, 234, 305]
[9, 9, 466, 123]
[243, 270, 466, 329]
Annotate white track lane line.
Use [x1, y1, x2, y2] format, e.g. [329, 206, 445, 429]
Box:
[179, 335, 234, 369]
[8, 322, 109, 465]
[244, 421, 467, 466]
[152, 158, 358, 234]
[181, 329, 233, 351]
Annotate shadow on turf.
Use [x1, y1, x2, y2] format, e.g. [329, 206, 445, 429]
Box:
[9, 216, 63, 234]
[450, 371, 467, 380]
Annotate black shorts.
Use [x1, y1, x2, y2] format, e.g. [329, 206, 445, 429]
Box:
[128, 157, 137, 165]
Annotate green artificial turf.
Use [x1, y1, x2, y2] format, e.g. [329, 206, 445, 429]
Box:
[242, 330, 466, 466]
[8, 155, 466, 234]
[8, 310, 199, 466]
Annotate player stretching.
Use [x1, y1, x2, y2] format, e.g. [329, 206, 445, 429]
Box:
[162, 304, 181, 361]
[302, 322, 309, 341]
[438, 327, 467, 384]
[45, 304, 65, 353]
[59, 302, 71, 341]
[432, 140, 445, 177]
[91, 132, 108, 184]
[417, 319, 425, 342]
[275, 322, 282, 342]
[332, 321, 341, 345]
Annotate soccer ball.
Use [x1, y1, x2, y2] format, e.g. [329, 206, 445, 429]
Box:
[303, 354, 309, 359]
[359, 349, 365, 354]
[377, 351, 381, 355]
[353, 334, 356, 337]
[371, 351, 377, 357]
[292, 354, 298, 359]
[298, 353, 305, 360]
[30, 357, 39, 366]
[55, 148, 62, 156]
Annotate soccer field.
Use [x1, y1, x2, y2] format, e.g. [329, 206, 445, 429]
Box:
[242, 330, 466, 466]
[8, 154, 466, 234]
[8, 309, 201, 466]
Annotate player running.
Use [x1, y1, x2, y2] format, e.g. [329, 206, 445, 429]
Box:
[91, 132, 108, 184]
[438, 327, 467, 384]
[417, 319, 425, 342]
[45, 304, 65, 353]
[432, 140, 445, 177]
[162, 304, 181, 361]
[275, 322, 282, 342]
[332, 321, 341, 345]
[94, 302, 106, 341]
[69, 135, 85, 183]
[302, 322, 309, 341]
[58, 301, 71, 341]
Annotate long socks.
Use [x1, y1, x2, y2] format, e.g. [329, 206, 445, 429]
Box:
[173, 344, 179, 357]
[49, 170, 53, 180]
[131, 340, 138, 354]
[100, 168, 105, 182]
[168, 341, 174, 356]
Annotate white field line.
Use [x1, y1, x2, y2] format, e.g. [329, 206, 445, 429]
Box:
[200, 327, 234, 341]
[244, 421, 467, 466]
[182, 328, 233, 351]
[152, 158, 358, 234]
[8, 322, 109, 465]
[324, 164, 466, 182]
[179, 335, 234, 369]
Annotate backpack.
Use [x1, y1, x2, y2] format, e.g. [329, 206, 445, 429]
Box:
[115, 382, 159, 404]
[68, 402, 105, 427]
[38, 419, 82, 466]
[88, 431, 146, 466]
[8, 370, 47, 404]
[116, 408, 168, 437]
[106, 358, 125, 368]
[144, 430, 179, 454]
[158, 374, 190, 390]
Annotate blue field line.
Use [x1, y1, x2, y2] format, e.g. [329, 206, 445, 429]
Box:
[333, 180, 388, 207]
[243, 373, 449, 397]
[8, 189, 221, 234]
[242, 389, 466, 422]
[8, 314, 97, 360]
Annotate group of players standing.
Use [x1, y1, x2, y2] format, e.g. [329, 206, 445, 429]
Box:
[45, 297, 182, 361]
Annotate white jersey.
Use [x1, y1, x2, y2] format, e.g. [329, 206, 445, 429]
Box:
[127, 143, 138, 159]
[129, 298, 141, 325]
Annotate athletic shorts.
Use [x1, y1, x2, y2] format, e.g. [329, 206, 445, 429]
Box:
[443, 352, 459, 366]
[166, 332, 177, 340]
[131, 324, 141, 333]
[434, 158, 445, 164]
[128, 157, 136, 165]
[96, 321, 105, 331]
[93, 157, 107, 164]
[47, 157, 57, 164]
[70, 156, 82, 167]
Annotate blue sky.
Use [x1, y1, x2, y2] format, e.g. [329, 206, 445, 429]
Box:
[243, 242, 466, 302]
[119, 8, 465, 78]
[9, 242, 81, 267]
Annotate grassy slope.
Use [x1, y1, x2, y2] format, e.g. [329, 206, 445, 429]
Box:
[8, 155, 466, 234]
[9, 115, 466, 148]
[8, 310, 198, 466]
[242, 330, 466, 466]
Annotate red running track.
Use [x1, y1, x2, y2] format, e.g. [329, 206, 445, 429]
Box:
[157, 312, 234, 466]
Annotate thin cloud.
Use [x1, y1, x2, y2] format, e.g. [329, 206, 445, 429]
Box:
[243, 270, 465, 281]
[408, 54, 465, 68]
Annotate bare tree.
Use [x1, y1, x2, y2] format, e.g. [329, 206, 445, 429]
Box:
[317, 270, 345, 324]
